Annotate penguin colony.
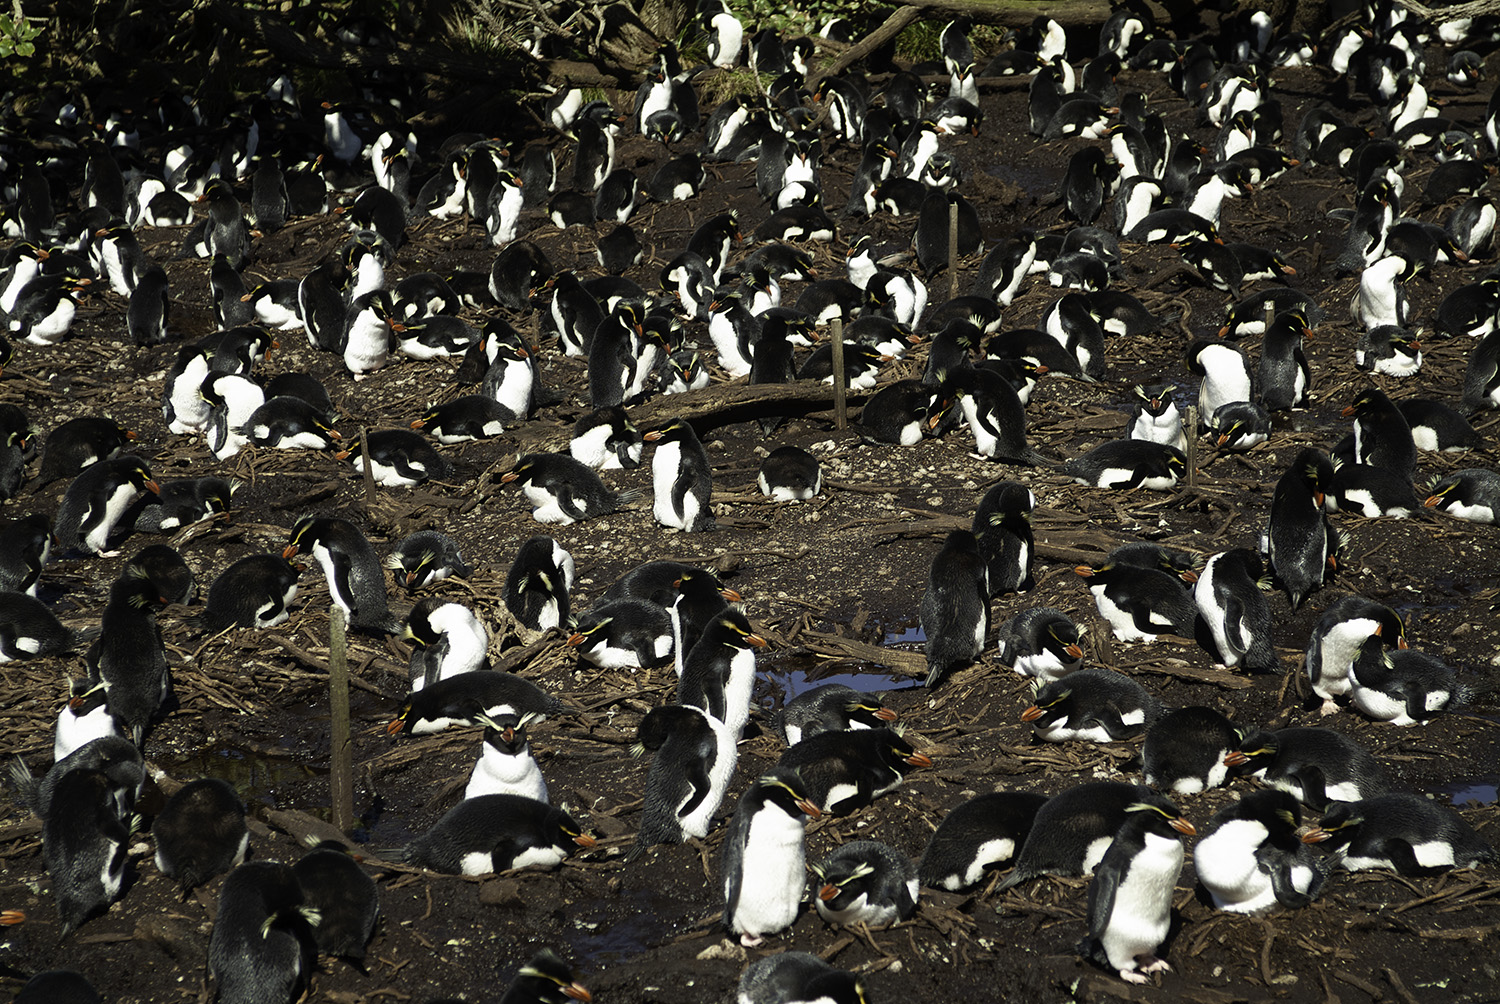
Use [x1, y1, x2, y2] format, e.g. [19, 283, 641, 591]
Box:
[2, 0, 1499, 1001]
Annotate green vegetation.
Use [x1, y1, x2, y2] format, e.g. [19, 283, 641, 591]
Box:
[0, 1, 41, 59]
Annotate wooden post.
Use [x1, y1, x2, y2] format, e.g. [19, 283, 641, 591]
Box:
[830, 315, 848, 430]
[948, 199, 960, 302]
[328, 605, 354, 832]
[1186, 404, 1199, 489]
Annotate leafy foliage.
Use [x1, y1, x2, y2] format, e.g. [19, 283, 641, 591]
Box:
[0, 1, 42, 59]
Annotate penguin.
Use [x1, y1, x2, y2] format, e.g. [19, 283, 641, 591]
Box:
[12, 735, 144, 822]
[1209, 400, 1272, 451]
[53, 454, 158, 558]
[387, 672, 566, 737]
[189, 178, 251, 269]
[1077, 796, 1194, 985]
[338, 429, 451, 488]
[1041, 293, 1108, 380]
[1226, 727, 1389, 809]
[596, 221, 643, 274]
[283, 515, 399, 634]
[1349, 636, 1467, 726]
[645, 419, 714, 532]
[720, 767, 821, 946]
[402, 794, 595, 874]
[629, 703, 733, 854]
[947, 367, 1037, 464]
[499, 452, 643, 525]
[465, 712, 548, 802]
[811, 840, 919, 927]
[1219, 288, 1324, 340]
[383, 530, 471, 592]
[481, 334, 538, 419]
[1462, 329, 1500, 413]
[1127, 383, 1186, 452]
[777, 684, 897, 747]
[758, 445, 822, 501]
[129, 475, 234, 533]
[1356, 325, 1422, 377]
[1265, 447, 1339, 610]
[8, 274, 90, 345]
[1303, 794, 1495, 876]
[35, 416, 134, 488]
[42, 767, 131, 937]
[1397, 399, 1482, 452]
[736, 952, 865, 1004]
[1141, 706, 1239, 794]
[405, 596, 489, 691]
[342, 289, 398, 378]
[298, 260, 347, 352]
[242, 396, 341, 451]
[200, 553, 302, 631]
[1425, 468, 1500, 523]
[918, 790, 1050, 891]
[778, 727, 931, 815]
[1061, 440, 1186, 491]
[1256, 309, 1312, 411]
[504, 535, 574, 633]
[1350, 255, 1411, 332]
[920, 529, 989, 688]
[111, 549, 188, 616]
[648, 152, 705, 202]
[412, 396, 512, 443]
[567, 598, 675, 671]
[1107, 542, 1202, 584]
[995, 606, 1085, 683]
[995, 781, 1159, 892]
[1344, 387, 1416, 477]
[1303, 596, 1407, 717]
[292, 840, 380, 965]
[1194, 789, 1327, 914]
[1194, 548, 1280, 673]
[971, 482, 1034, 596]
[501, 949, 592, 1004]
[208, 861, 318, 1004]
[1074, 561, 1198, 642]
[0, 512, 51, 596]
[1023, 668, 1164, 743]
[486, 169, 527, 245]
[53, 679, 118, 763]
[677, 609, 766, 737]
[85, 570, 169, 746]
[1187, 338, 1254, 418]
[128, 264, 171, 345]
[1329, 460, 1425, 519]
[151, 777, 249, 893]
[14, 971, 102, 1004]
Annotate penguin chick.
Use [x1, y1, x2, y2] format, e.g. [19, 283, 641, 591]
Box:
[293, 841, 380, 964]
[1142, 706, 1239, 794]
[721, 767, 822, 947]
[1225, 727, 1390, 810]
[778, 727, 931, 815]
[918, 790, 1050, 891]
[151, 777, 248, 893]
[777, 684, 897, 747]
[402, 794, 595, 874]
[1077, 797, 1195, 984]
[1304, 794, 1495, 875]
[1195, 789, 1328, 913]
[386, 530, 472, 591]
[812, 840, 918, 927]
[1022, 668, 1163, 743]
[921, 529, 990, 688]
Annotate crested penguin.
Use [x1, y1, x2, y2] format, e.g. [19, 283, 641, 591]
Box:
[758, 445, 822, 501]
[387, 672, 565, 737]
[1187, 338, 1254, 417]
[292, 841, 380, 964]
[995, 781, 1160, 892]
[504, 535, 574, 633]
[1194, 789, 1327, 914]
[1194, 548, 1280, 673]
[404, 596, 489, 691]
[498, 452, 643, 525]
[1226, 727, 1390, 809]
[1061, 440, 1186, 491]
[54, 456, 159, 557]
[402, 794, 594, 874]
[1349, 636, 1467, 726]
[85, 571, 169, 746]
[777, 684, 897, 747]
[918, 790, 1050, 891]
[1022, 668, 1164, 743]
[412, 396, 512, 443]
[200, 553, 302, 630]
[338, 429, 451, 487]
[811, 840, 918, 928]
[1303, 595, 1407, 717]
[921, 529, 989, 688]
[1142, 706, 1239, 794]
[645, 419, 714, 532]
[1304, 794, 1495, 875]
[629, 703, 733, 854]
[0, 592, 83, 663]
[1256, 309, 1312, 411]
[1425, 468, 1500, 523]
[778, 727, 930, 816]
[996, 606, 1085, 683]
[42, 767, 131, 937]
[1344, 387, 1416, 477]
[151, 777, 249, 893]
[736, 952, 865, 1004]
[721, 767, 821, 946]
[209, 861, 318, 1004]
[386, 530, 472, 591]
[1265, 448, 1339, 609]
[567, 598, 674, 671]
[1074, 560, 1198, 642]
[972, 481, 1034, 595]
[465, 713, 548, 802]
[283, 515, 399, 634]
[1127, 383, 1186, 452]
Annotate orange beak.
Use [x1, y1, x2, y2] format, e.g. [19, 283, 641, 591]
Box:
[1223, 751, 1248, 766]
[1064, 643, 1084, 659]
[1020, 705, 1045, 722]
[1074, 565, 1095, 577]
[385, 718, 404, 736]
[905, 752, 932, 768]
[1301, 828, 1332, 844]
[796, 799, 823, 819]
[574, 833, 597, 848]
[567, 633, 584, 647]
[144, 479, 161, 494]
[745, 633, 767, 649]
[720, 588, 742, 602]
[283, 544, 300, 560]
[819, 884, 839, 901]
[875, 707, 898, 722]
[1170, 817, 1196, 836]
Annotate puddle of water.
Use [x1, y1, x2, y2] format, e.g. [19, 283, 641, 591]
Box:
[756, 651, 920, 713]
[1438, 781, 1499, 807]
[161, 747, 323, 808]
[882, 622, 926, 646]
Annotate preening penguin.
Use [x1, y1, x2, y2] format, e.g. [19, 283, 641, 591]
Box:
[42, 767, 132, 937]
[209, 861, 319, 1004]
[504, 535, 575, 632]
[629, 703, 733, 855]
[404, 596, 489, 691]
[995, 606, 1085, 683]
[283, 515, 400, 634]
[1303, 595, 1406, 717]
[292, 841, 380, 965]
[386, 530, 472, 591]
[921, 529, 990, 688]
[1194, 548, 1281, 673]
[201, 554, 301, 630]
[1194, 789, 1328, 913]
[151, 777, 248, 893]
[736, 952, 866, 1004]
[1142, 706, 1239, 794]
[811, 839, 919, 927]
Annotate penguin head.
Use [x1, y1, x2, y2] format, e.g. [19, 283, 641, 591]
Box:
[1044, 617, 1085, 660]
[477, 712, 535, 754]
[115, 565, 171, 610]
[750, 767, 823, 821]
[1124, 796, 1196, 838]
[1222, 728, 1278, 771]
[508, 948, 592, 1004]
[498, 455, 539, 487]
[566, 613, 611, 648]
[1301, 803, 1363, 850]
[643, 418, 696, 445]
[709, 610, 766, 651]
[120, 457, 160, 496]
[813, 855, 877, 907]
[1021, 681, 1071, 724]
[878, 727, 932, 771]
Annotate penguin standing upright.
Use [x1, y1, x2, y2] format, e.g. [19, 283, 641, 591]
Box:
[1344, 387, 1416, 477]
[921, 529, 989, 688]
[43, 767, 131, 936]
[292, 841, 380, 965]
[645, 419, 714, 531]
[1077, 797, 1195, 984]
[1257, 309, 1312, 411]
[1194, 548, 1280, 672]
[947, 367, 1036, 463]
[1187, 338, 1254, 417]
[465, 713, 548, 802]
[127, 265, 171, 345]
[283, 515, 400, 633]
[972, 482, 1034, 595]
[151, 777, 249, 893]
[629, 703, 733, 855]
[1266, 448, 1339, 609]
[1127, 383, 1186, 452]
[209, 861, 319, 1004]
[54, 456, 159, 556]
[1194, 789, 1327, 913]
[721, 767, 821, 946]
[86, 571, 169, 746]
[504, 535, 575, 632]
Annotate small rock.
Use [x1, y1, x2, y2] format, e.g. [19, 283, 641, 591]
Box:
[696, 940, 747, 962]
[479, 878, 523, 907]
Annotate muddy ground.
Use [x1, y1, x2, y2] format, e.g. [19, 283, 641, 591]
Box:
[3, 14, 1500, 1004]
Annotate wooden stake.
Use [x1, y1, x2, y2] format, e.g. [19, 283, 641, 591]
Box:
[328, 605, 354, 832]
[830, 315, 847, 430]
[359, 425, 376, 508]
[948, 198, 959, 302]
[1186, 404, 1199, 489]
